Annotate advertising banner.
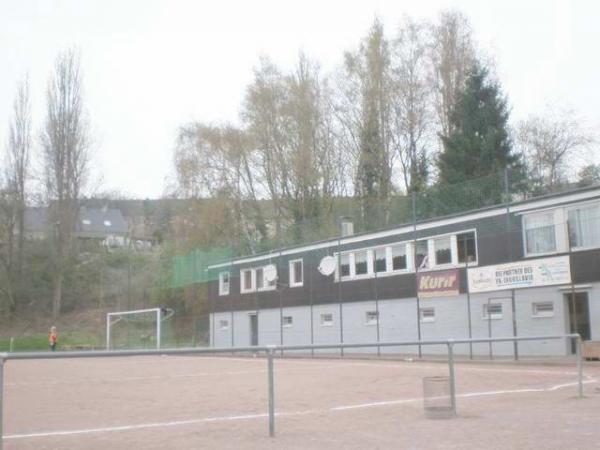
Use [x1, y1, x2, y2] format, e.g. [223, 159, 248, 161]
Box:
[417, 269, 460, 298]
[468, 255, 571, 294]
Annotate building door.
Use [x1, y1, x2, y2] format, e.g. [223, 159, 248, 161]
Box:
[249, 314, 258, 346]
[566, 292, 591, 353]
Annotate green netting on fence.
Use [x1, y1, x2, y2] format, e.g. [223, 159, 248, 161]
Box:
[171, 247, 233, 288]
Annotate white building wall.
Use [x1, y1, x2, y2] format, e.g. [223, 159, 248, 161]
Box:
[378, 298, 420, 354]
[209, 283, 598, 356]
[211, 312, 233, 348]
[257, 309, 280, 346]
[281, 307, 312, 347]
[232, 310, 251, 347]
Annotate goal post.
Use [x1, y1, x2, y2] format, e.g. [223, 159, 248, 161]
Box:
[106, 308, 173, 350]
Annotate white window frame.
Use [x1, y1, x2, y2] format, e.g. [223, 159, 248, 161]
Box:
[338, 253, 352, 280]
[456, 230, 478, 264]
[320, 313, 334, 327]
[419, 307, 435, 323]
[240, 268, 255, 294]
[522, 209, 567, 257]
[218, 271, 230, 296]
[219, 319, 229, 330]
[372, 247, 388, 274]
[282, 315, 293, 327]
[289, 259, 304, 287]
[365, 310, 379, 325]
[532, 301, 554, 318]
[483, 303, 503, 320]
[389, 243, 411, 273]
[333, 229, 478, 282]
[566, 201, 600, 251]
[432, 235, 453, 267]
[415, 240, 430, 270]
[353, 249, 371, 278]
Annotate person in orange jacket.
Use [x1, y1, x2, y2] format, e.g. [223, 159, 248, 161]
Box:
[49, 326, 58, 351]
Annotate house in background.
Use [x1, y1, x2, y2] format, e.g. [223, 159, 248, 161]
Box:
[22, 205, 129, 248]
[77, 206, 129, 248]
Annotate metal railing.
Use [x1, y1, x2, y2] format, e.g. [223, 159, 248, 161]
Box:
[0, 334, 584, 448]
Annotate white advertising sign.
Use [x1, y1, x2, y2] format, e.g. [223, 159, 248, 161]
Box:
[468, 256, 571, 293]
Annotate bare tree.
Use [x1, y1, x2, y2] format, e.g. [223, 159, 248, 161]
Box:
[243, 54, 341, 241]
[390, 17, 434, 193]
[516, 107, 595, 191]
[337, 19, 394, 229]
[41, 49, 91, 318]
[0, 76, 32, 315]
[6, 75, 32, 274]
[429, 10, 476, 138]
[174, 122, 267, 252]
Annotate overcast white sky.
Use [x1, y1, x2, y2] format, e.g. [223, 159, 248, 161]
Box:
[1, 0, 599, 199]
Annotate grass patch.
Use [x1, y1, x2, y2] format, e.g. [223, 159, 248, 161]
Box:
[0, 332, 101, 352]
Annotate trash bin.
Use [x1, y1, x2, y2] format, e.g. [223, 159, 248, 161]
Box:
[423, 376, 453, 419]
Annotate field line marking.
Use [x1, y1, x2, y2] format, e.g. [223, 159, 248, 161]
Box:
[5, 378, 597, 440]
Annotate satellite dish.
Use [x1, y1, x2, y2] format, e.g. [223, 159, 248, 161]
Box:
[318, 256, 337, 276]
[263, 264, 278, 283]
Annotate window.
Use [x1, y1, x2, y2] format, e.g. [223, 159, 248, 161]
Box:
[415, 241, 429, 269]
[219, 272, 230, 296]
[256, 267, 264, 290]
[532, 302, 554, 318]
[241, 269, 253, 293]
[320, 313, 334, 326]
[457, 231, 477, 263]
[82, 219, 91, 225]
[354, 250, 368, 276]
[483, 303, 503, 319]
[568, 204, 600, 249]
[524, 212, 556, 254]
[373, 248, 387, 273]
[103, 220, 112, 227]
[340, 254, 350, 278]
[289, 259, 303, 287]
[420, 307, 435, 323]
[434, 236, 452, 265]
[365, 311, 378, 325]
[256, 266, 276, 291]
[282, 316, 293, 327]
[219, 319, 229, 330]
[391, 244, 407, 271]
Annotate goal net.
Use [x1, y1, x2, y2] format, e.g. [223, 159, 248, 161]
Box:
[106, 308, 174, 350]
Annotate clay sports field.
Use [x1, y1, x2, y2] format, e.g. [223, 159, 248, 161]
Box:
[2, 354, 600, 449]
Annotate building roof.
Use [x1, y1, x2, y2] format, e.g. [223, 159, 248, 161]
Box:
[24, 205, 128, 237]
[77, 206, 128, 236]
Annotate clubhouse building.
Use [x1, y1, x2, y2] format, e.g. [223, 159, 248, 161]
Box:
[207, 186, 600, 356]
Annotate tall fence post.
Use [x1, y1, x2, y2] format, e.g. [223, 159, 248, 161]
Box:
[0, 356, 4, 450]
[267, 346, 275, 437]
[575, 335, 584, 398]
[447, 340, 457, 416]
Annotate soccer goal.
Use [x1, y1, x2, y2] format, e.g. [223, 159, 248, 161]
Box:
[106, 308, 174, 350]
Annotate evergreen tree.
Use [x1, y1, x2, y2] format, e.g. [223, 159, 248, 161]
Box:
[438, 64, 522, 184]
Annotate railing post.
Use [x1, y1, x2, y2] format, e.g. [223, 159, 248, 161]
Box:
[267, 346, 276, 437]
[0, 356, 4, 450]
[447, 340, 457, 416]
[575, 335, 584, 398]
